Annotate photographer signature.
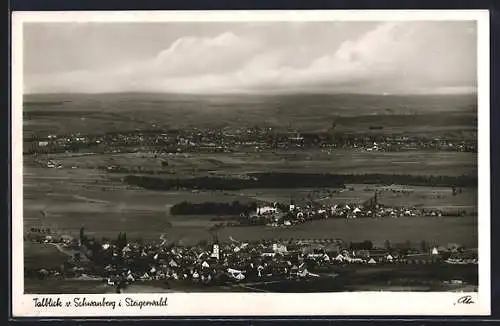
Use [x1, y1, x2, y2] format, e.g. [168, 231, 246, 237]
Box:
[454, 295, 475, 305]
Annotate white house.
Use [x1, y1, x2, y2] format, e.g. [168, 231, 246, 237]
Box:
[228, 268, 245, 280]
[334, 254, 345, 262]
[273, 243, 288, 254]
[257, 205, 277, 215]
[211, 243, 220, 260]
[261, 252, 276, 258]
[348, 257, 364, 263]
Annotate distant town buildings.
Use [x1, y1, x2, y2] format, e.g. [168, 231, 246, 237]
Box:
[23, 127, 477, 156]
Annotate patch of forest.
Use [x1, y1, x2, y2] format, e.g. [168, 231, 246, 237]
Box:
[123, 172, 477, 191]
[170, 201, 257, 215]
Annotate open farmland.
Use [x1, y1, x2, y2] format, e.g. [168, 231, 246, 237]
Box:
[24, 278, 108, 294]
[24, 211, 478, 248]
[24, 153, 477, 243]
[24, 242, 69, 270]
[28, 149, 477, 178]
[215, 216, 477, 248]
[253, 264, 478, 292]
[24, 165, 477, 247]
[235, 184, 477, 211]
[375, 186, 477, 211]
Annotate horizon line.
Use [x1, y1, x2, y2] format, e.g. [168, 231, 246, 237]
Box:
[22, 90, 478, 97]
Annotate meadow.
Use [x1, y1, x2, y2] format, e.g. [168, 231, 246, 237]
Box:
[28, 149, 477, 178]
[24, 242, 69, 270]
[254, 264, 478, 292]
[24, 278, 108, 294]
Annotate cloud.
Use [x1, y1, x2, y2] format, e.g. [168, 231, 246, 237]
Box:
[146, 32, 262, 77]
[24, 22, 477, 94]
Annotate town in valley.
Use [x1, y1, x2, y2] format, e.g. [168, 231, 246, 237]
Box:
[22, 21, 478, 294]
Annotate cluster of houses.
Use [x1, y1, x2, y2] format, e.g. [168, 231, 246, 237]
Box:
[357, 138, 476, 152]
[24, 127, 476, 157]
[244, 196, 451, 228]
[25, 227, 477, 290]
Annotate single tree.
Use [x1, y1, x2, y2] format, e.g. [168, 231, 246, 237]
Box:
[420, 240, 429, 253]
[384, 240, 392, 250]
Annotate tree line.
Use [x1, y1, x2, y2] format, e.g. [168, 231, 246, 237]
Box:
[124, 172, 476, 191]
[170, 201, 257, 215]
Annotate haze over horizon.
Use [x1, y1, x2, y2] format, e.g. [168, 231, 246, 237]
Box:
[23, 21, 477, 95]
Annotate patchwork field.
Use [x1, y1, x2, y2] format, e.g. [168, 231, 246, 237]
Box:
[23, 163, 477, 247]
[27, 149, 477, 178]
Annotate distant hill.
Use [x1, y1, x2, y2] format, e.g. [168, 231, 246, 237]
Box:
[22, 92, 477, 135]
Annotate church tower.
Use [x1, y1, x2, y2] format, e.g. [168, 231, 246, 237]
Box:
[211, 232, 220, 260]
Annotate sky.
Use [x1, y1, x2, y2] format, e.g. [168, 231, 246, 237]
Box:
[23, 21, 477, 95]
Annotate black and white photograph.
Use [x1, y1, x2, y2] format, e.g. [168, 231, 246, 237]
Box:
[11, 10, 490, 316]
